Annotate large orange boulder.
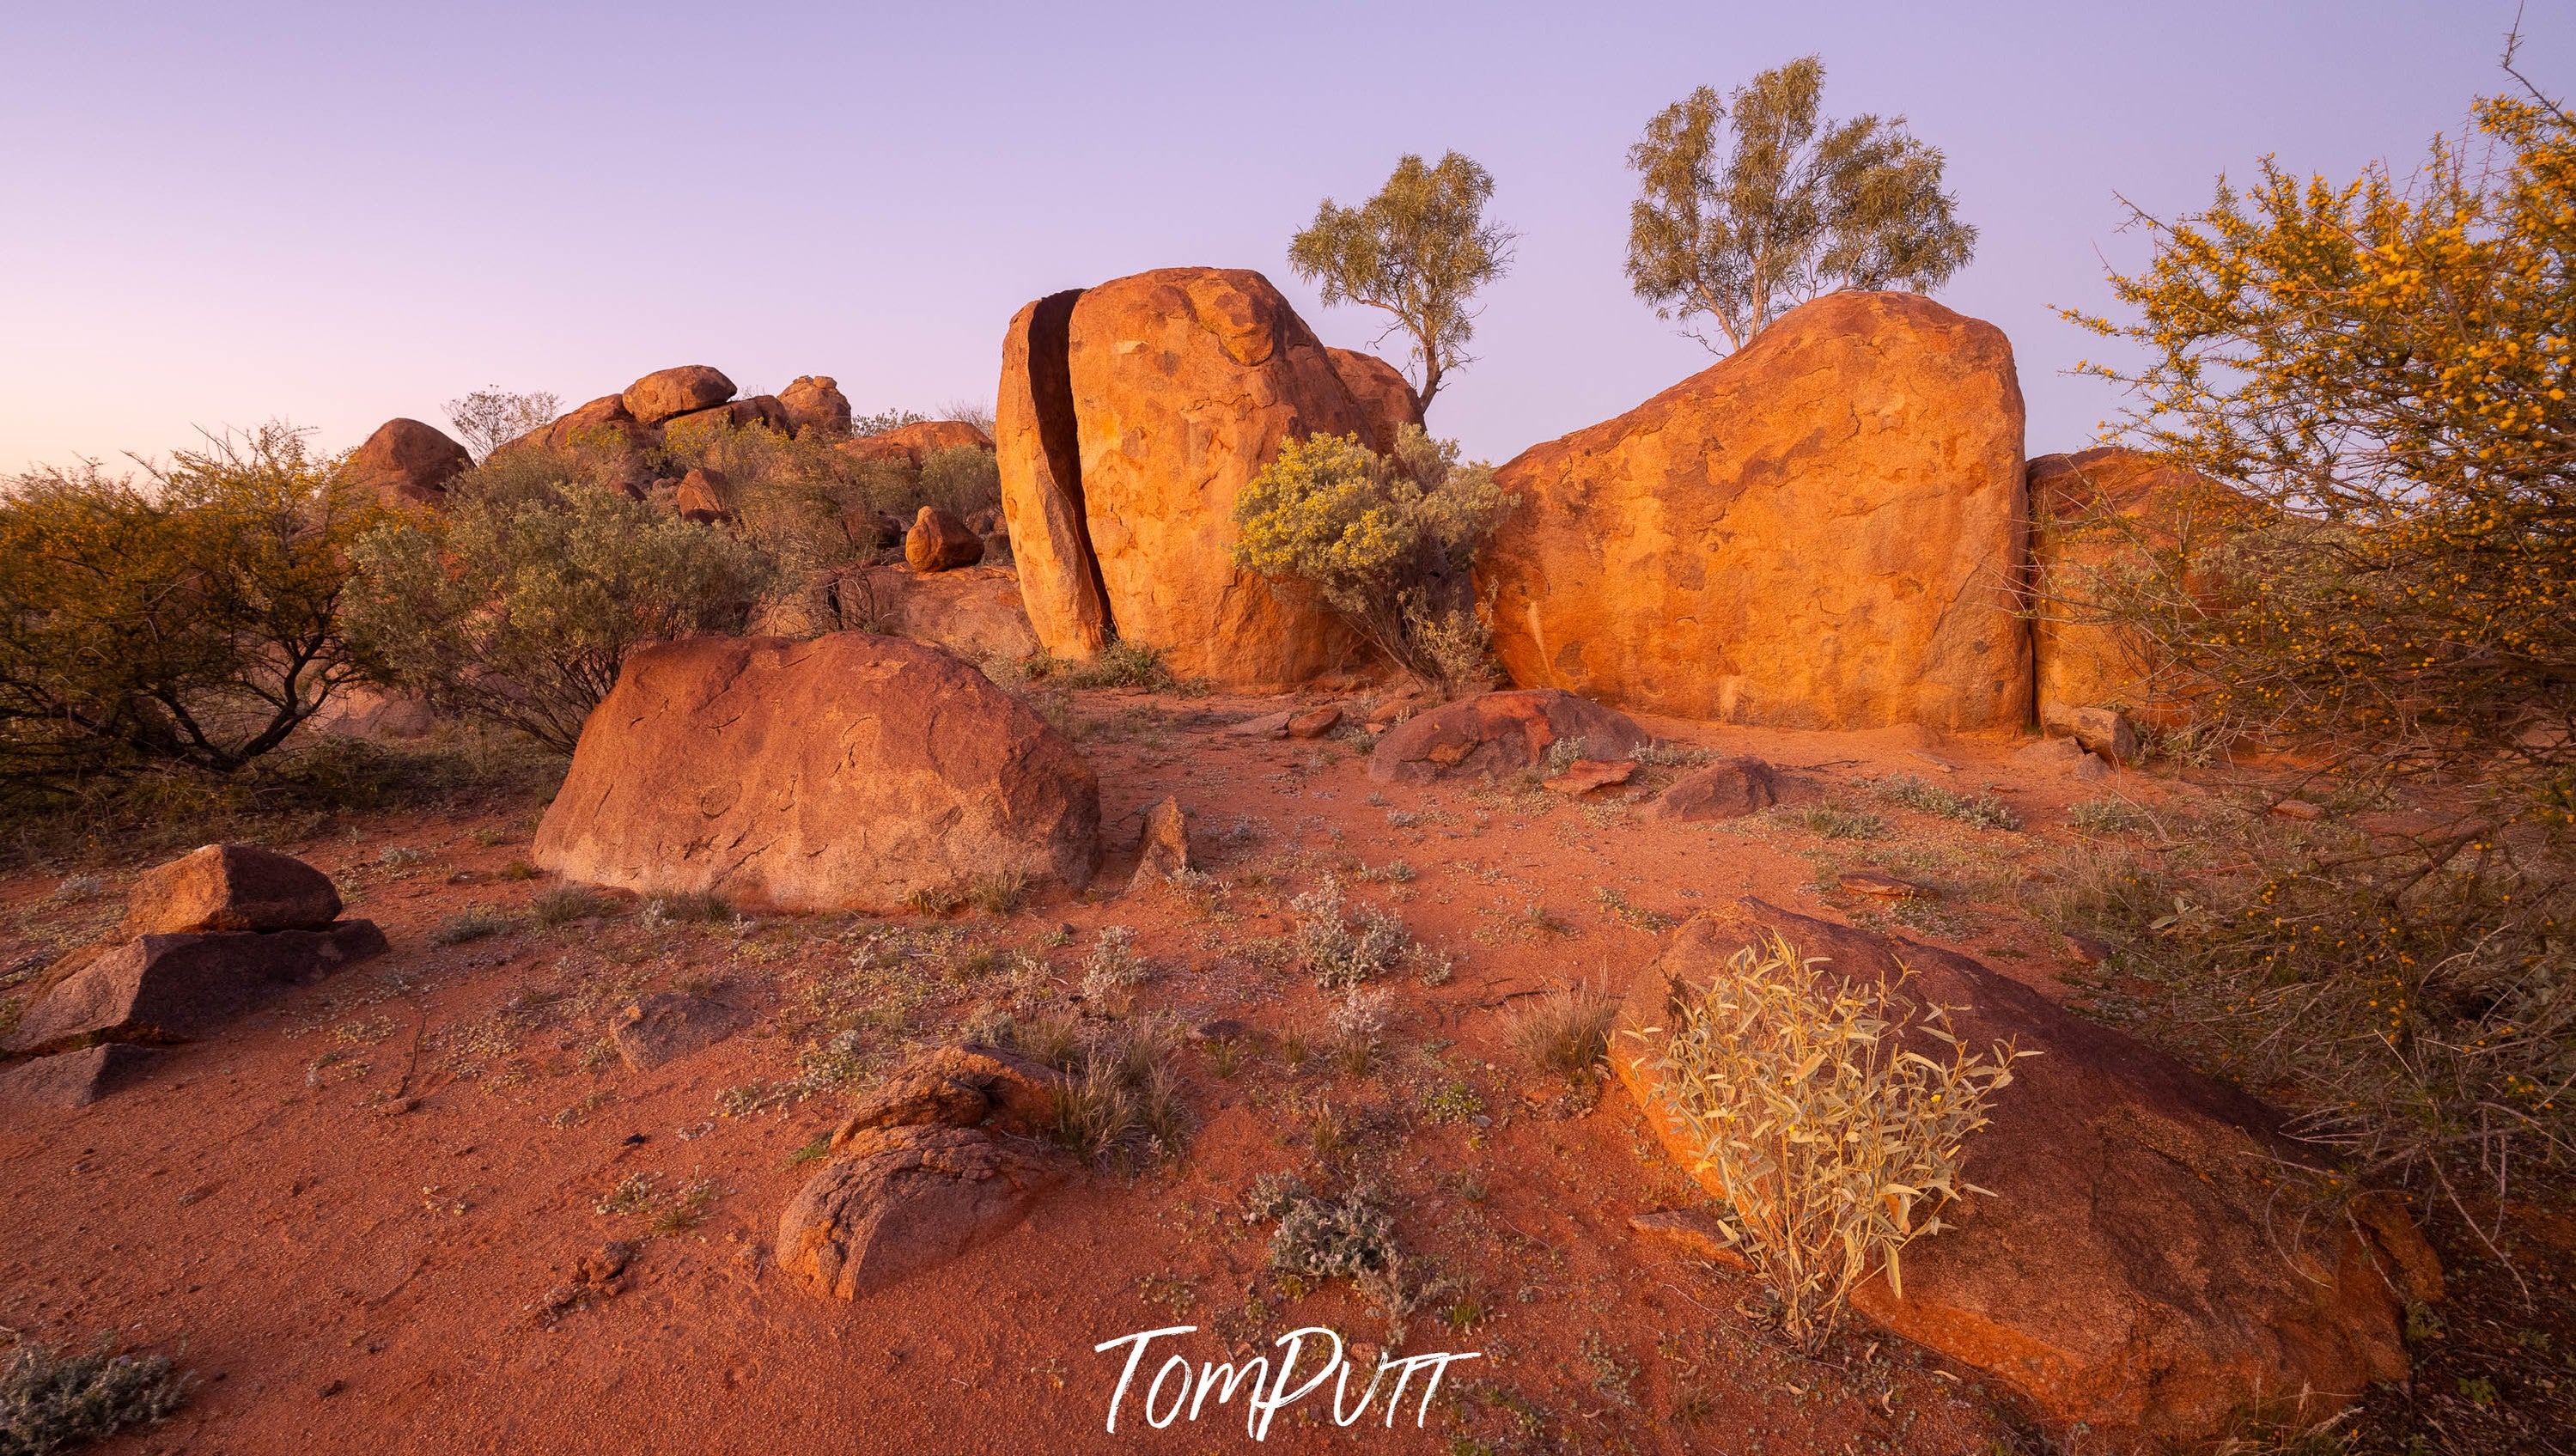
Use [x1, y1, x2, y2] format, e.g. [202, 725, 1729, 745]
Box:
[1615, 901, 2414, 1447]
[1482, 291, 2030, 731]
[348, 418, 471, 509]
[996, 290, 1111, 659]
[1325, 347, 1421, 453]
[1063, 267, 1368, 688]
[2028, 448, 2258, 730]
[533, 634, 1100, 913]
[494, 393, 656, 460]
[622, 365, 735, 426]
[778, 375, 852, 437]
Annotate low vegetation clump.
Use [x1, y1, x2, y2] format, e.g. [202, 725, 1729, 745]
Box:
[1288, 874, 1414, 990]
[1, 1336, 191, 1455]
[992, 1010, 1188, 1168]
[1243, 1173, 1410, 1329]
[1640, 933, 2021, 1346]
[1079, 926, 1148, 1002]
[1506, 980, 1621, 1083]
[1233, 426, 1515, 694]
[1047, 640, 1178, 692]
[1861, 773, 2020, 831]
[429, 906, 509, 947]
[530, 885, 616, 928]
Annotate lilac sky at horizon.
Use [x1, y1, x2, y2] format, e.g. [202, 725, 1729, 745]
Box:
[3, 1, 2567, 475]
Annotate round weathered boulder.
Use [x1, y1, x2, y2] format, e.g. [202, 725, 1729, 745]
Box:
[123, 844, 343, 936]
[1481, 291, 2030, 730]
[532, 634, 1101, 912]
[348, 418, 471, 509]
[621, 365, 736, 426]
[904, 507, 984, 572]
[1645, 757, 1785, 822]
[778, 375, 853, 437]
[1367, 689, 1647, 785]
[1613, 900, 2412, 1446]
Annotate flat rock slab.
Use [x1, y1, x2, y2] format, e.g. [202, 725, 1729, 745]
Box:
[611, 994, 750, 1072]
[1628, 1209, 1750, 1269]
[1285, 704, 1343, 739]
[1543, 758, 1635, 795]
[1368, 690, 1646, 786]
[6, 922, 387, 1055]
[779, 1123, 1069, 1301]
[0, 1044, 168, 1110]
[1646, 757, 1785, 822]
[1837, 869, 1933, 900]
[123, 844, 343, 937]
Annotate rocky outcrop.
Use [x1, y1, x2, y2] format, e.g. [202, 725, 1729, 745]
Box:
[349, 419, 472, 509]
[622, 366, 736, 426]
[841, 420, 994, 469]
[778, 375, 853, 438]
[905, 507, 984, 572]
[1613, 901, 2414, 1446]
[516, 393, 656, 458]
[673, 468, 733, 525]
[778, 1045, 1073, 1300]
[533, 634, 1099, 913]
[664, 395, 791, 445]
[6, 923, 388, 1055]
[996, 290, 1111, 659]
[1482, 291, 2030, 730]
[2028, 448, 2256, 730]
[1325, 347, 1422, 453]
[1368, 689, 1647, 785]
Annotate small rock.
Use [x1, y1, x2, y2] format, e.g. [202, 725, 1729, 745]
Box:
[1225, 710, 1296, 738]
[1647, 757, 1784, 822]
[575, 1240, 636, 1287]
[2270, 799, 2325, 821]
[1285, 704, 1343, 740]
[1629, 1209, 1751, 1270]
[1192, 1018, 1247, 1042]
[905, 508, 985, 572]
[2043, 704, 2141, 765]
[1838, 869, 1933, 900]
[611, 994, 749, 1073]
[622, 365, 735, 426]
[2013, 735, 2111, 782]
[776, 1124, 1069, 1301]
[120, 844, 344, 938]
[1543, 758, 1635, 795]
[318, 1379, 345, 1399]
[1364, 692, 1421, 728]
[0, 1045, 167, 1110]
[2063, 932, 2112, 966]
[1371, 690, 1647, 785]
[1130, 796, 1190, 892]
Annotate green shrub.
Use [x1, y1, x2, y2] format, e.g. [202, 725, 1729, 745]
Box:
[1233, 426, 1515, 692]
[0, 424, 386, 795]
[1, 1336, 191, 1454]
[1052, 640, 1178, 691]
[346, 473, 773, 752]
[917, 444, 1001, 519]
[1641, 933, 2022, 1347]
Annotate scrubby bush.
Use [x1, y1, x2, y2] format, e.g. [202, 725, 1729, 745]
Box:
[917, 444, 1001, 519]
[1506, 979, 1621, 1082]
[1233, 425, 1515, 693]
[1288, 874, 1414, 990]
[444, 387, 559, 463]
[345, 472, 772, 752]
[1, 1336, 191, 1453]
[1640, 933, 2021, 1346]
[0, 424, 384, 796]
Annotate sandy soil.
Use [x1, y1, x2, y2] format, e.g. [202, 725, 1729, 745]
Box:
[1, 688, 2220, 1454]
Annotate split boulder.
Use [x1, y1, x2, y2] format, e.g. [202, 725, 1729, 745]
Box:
[622, 366, 736, 426]
[997, 289, 1112, 659]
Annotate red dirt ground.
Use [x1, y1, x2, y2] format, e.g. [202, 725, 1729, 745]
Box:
[1, 690, 2236, 1454]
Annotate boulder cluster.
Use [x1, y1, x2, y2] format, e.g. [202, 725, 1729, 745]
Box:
[1, 845, 386, 1107]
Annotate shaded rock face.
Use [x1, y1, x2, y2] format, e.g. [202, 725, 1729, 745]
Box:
[533, 634, 1100, 913]
[841, 564, 1041, 661]
[349, 418, 472, 509]
[1613, 902, 2412, 1445]
[779, 1045, 1072, 1300]
[622, 366, 736, 426]
[996, 290, 1111, 659]
[1483, 291, 2031, 731]
[905, 507, 984, 572]
[525, 393, 657, 457]
[2028, 448, 2256, 730]
[996, 270, 1390, 690]
[1647, 757, 1784, 822]
[778, 375, 853, 438]
[665, 394, 791, 446]
[1325, 347, 1422, 453]
[673, 468, 733, 525]
[7, 923, 389, 1055]
[0, 1045, 167, 1111]
[1067, 268, 1371, 689]
[1368, 689, 1646, 786]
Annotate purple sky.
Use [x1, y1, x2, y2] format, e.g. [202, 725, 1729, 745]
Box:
[3, 2, 2567, 475]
